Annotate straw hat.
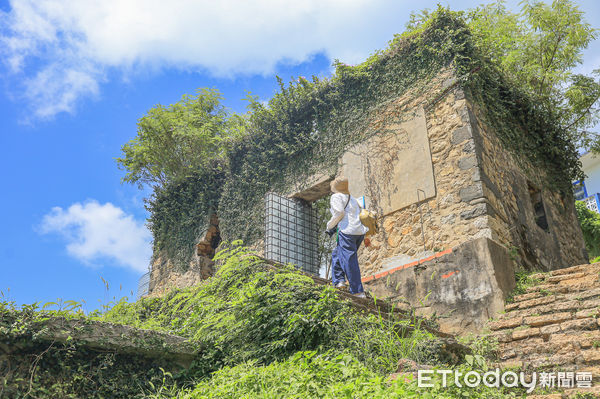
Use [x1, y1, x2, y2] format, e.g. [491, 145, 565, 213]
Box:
[330, 176, 350, 195]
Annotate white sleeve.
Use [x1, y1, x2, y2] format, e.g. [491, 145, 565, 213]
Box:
[326, 194, 347, 230]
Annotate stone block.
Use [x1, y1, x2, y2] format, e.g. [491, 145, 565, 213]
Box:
[581, 298, 600, 309]
[513, 292, 543, 302]
[550, 264, 590, 276]
[551, 300, 580, 312]
[340, 106, 435, 215]
[560, 318, 597, 332]
[440, 214, 456, 225]
[459, 184, 484, 202]
[540, 324, 561, 335]
[512, 327, 540, 340]
[490, 330, 513, 343]
[582, 348, 600, 363]
[460, 203, 491, 220]
[518, 295, 556, 309]
[451, 125, 472, 144]
[578, 331, 600, 349]
[500, 348, 516, 360]
[499, 360, 523, 369]
[490, 316, 524, 331]
[505, 303, 519, 311]
[566, 288, 600, 301]
[547, 272, 586, 283]
[458, 155, 478, 170]
[525, 312, 572, 327]
[559, 274, 598, 289]
[576, 308, 599, 319]
[463, 140, 475, 153]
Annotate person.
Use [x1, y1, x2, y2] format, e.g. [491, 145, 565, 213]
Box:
[325, 176, 368, 298]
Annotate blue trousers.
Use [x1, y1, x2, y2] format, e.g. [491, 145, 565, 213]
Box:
[331, 232, 364, 294]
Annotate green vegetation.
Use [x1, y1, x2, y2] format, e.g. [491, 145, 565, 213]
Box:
[99, 245, 442, 376]
[505, 269, 545, 303]
[162, 351, 518, 399]
[469, 0, 598, 150]
[146, 168, 224, 270]
[575, 200, 600, 259]
[2, 245, 523, 398]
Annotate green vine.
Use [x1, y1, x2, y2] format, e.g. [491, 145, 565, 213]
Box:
[575, 200, 600, 259]
[147, 164, 224, 271]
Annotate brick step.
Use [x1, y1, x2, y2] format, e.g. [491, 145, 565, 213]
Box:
[495, 295, 600, 323]
[549, 263, 600, 277]
[499, 348, 600, 369]
[499, 330, 600, 359]
[521, 265, 600, 292]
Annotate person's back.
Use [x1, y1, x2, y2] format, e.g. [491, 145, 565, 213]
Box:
[331, 193, 368, 236]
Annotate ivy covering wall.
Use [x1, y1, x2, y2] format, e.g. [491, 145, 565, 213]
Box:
[149, 9, 582, 270]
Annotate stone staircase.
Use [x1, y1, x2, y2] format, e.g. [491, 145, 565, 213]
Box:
[488, 262, 600, 397]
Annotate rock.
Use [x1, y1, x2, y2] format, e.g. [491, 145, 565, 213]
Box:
[489, 316, 524, 331]
[460, 204, 488, 220]
[451, 125, 472, 144]
[459, 184, 484, 202]
[458, 155, 478, 170]
[525, 312, 572, 327]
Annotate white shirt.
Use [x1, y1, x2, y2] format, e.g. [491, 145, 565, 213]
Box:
[326, 193, 369, 236]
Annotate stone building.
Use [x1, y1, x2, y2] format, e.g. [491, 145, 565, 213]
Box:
[146, 66, 587, 332]
[144, 14, 588, 331]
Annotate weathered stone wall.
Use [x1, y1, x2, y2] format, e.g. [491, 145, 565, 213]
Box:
[147, 214, 219, 297]
[148, 254, 213, 297]
[357, 77, 493, 276]
[465, 102, 588, 271]
[363, 237, 516, 334]
[146, 67, 587, 298]
[355, 74, 586, 276]
[0, 315, 197, 398]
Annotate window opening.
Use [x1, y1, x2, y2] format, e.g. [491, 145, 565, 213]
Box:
[528, 183, 548, 231]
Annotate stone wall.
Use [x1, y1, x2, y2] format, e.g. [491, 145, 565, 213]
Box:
[147, 214, 219, 297]
[465, 102, 588, 271]
[363, 237, 516, 334]
[356, 78, 496, 276]
[353, 74, 587, 276]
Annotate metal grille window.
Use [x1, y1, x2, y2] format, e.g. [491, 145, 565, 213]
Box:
[137, 271, 150, 299]
[265, 192, 319, 275]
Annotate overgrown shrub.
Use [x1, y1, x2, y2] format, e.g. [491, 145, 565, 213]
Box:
[575, 200, 600, 259]
[156, 351, 520, 399]
[100, 244, 441, 377]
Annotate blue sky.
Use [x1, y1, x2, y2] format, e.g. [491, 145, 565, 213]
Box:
[1, 0, 598, 311]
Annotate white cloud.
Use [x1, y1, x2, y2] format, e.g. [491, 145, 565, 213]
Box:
[0, 0, 401, 119]
[39, 200, 151, 272]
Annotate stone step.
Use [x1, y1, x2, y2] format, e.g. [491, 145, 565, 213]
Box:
[498, 330, 600, 368]
[549, 263, 600, 277]
[526, 284, 572, 294]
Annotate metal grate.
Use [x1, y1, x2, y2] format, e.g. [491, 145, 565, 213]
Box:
[137, 271, 150, 299]
[265, 192, 319, 275]
[584, 194, 600, 213]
